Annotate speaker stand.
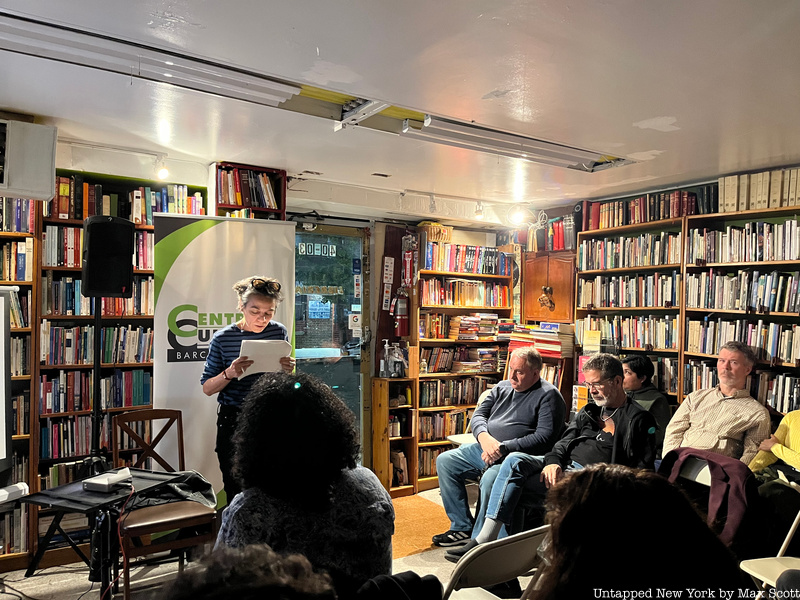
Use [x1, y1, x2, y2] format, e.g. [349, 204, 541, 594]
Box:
[90, 299, 103, 460]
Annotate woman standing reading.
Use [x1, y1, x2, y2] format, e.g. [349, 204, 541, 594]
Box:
[201, 275, 295, 503]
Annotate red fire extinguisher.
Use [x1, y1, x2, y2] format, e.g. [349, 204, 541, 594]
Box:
[391, 292, 409, 337]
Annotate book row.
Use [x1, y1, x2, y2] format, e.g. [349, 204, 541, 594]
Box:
[584, 186, 717, 231]
[11, 451, 28, 486]
[422, 241, 513, 276]
[685, 318, 800, 364]
[686, 221, 800, 265]
[577, 271, 681, 310]
[419, 408, 473, 441]
[577, 231, 683, 271]
[0, 197, 36, 233]
[10, 336, 29, 376]
[420, 345, 501, 374]
[41, 274, 154, 317]
[0, 239, 34, 282]
[216, 166, 280, 210]
[39, 322, 154, 366]
[8, 288, 31, 328]
[11, 393, 30, 435]
[419, 376, 497, 408]
[718, 169, 800, 213]
[576, 315, 680, 351]
[39, 368, 153, 415]
[685, 269, 800, 314]
[49, 175, 205, 222]
[527, 216, 576, 252]
[420, 278, 510, 308]
[42, 225, 153, 270]
[418, 447, 448, 478]
[0, 504, 28, 556]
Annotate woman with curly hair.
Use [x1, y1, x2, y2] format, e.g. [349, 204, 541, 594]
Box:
[529, 463, 745, 599]
[215, 372, 394, 597]
[201, 275, 296, 503]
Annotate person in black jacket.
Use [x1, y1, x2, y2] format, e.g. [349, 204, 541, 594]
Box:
[446, 353, 656, 561]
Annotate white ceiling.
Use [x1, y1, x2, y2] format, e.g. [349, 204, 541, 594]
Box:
[2, 1, 800, 226]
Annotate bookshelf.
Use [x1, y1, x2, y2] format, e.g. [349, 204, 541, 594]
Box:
[0, 170, 208, 572]
[410, 235, 514, 492]
[371, 377, 416, 498]
[575, 167, 800, 413]
[575, 217, 683, 401]
[211, 162, 286, 220]
[0, 197, 36, 563]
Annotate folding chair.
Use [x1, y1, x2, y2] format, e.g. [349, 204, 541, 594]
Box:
[443, 524, 549, 600]
[112, 409, 217, 600]
[740, 481, 800, 589]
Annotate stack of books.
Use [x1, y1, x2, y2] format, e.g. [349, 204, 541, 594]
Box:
[448, 315, 480, 340]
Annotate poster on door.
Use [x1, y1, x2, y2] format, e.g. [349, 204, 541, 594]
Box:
[153, 215, 295, 499]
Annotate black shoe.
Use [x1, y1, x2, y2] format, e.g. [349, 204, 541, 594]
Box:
[432, 529, 471, 547]
[444, 539, 479, 563]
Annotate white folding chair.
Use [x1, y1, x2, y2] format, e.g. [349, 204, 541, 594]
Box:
[447, 389, 491, 446]
[678, 455, 712, 486]
[740, 480, 800, 589]
[443, 524, 549, 600]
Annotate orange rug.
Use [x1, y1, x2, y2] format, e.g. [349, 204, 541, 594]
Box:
[392, 494, 452, 559]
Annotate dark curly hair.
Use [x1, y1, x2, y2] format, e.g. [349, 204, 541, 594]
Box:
[232, 372, 360, 510]
[622, 354, 655, 386]
[529, 464, 743, 599]
[158, 543, 336, 600]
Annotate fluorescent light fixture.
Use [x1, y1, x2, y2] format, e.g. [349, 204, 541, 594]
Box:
[335, 99, 391, 131]
[402, 116, 632, 172]
[0, 13, 301, 107]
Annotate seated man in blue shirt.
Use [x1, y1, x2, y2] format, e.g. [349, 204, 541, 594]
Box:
[446, 353, 656, 561]
[432, 347, 566, 547]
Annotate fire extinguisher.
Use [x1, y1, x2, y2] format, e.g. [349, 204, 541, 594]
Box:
[390, 291, 409, 337]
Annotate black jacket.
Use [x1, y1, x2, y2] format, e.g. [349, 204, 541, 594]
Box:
[544, 400, 656, 469]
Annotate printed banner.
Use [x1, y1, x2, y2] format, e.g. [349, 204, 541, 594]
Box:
[153, 215, 295, 495]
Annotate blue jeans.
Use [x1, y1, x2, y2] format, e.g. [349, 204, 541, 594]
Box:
[437, 443, 500, 531]
[485, 453, 547, 525]
[484, 454, 585, 525]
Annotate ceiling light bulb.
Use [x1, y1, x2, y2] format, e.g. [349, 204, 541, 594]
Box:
[157, 162, 169, 180]
[475, 201, 484, 219]
[510, 208, 526, 225]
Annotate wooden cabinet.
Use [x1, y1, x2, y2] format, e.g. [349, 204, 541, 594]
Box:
[523, 252, 575, 323]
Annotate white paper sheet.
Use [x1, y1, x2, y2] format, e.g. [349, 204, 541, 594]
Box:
[239, 340, 293, 375]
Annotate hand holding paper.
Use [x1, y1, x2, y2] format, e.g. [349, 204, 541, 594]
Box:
[238, 340, 293, 375]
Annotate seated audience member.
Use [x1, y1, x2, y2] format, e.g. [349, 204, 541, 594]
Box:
[215, 372, 394, 597]
[663, 341, 770, 464]
[433, 347, 566, 547]
[750, 409, 800, 477]
[446, 353, 655, 561]
[158, 543, 336, 600]
[749, 410, 800, 555]
[526, 464, 744, 599]
[622, 354, 671, 458]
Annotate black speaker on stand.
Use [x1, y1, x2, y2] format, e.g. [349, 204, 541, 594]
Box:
[81, 216, 135, 462]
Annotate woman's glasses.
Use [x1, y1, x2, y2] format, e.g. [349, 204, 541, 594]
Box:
[250, 278, 281, 294]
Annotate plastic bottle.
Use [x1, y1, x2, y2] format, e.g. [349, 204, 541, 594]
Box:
[420, 357, 428, 374]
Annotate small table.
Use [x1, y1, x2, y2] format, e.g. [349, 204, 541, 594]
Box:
[22, 468, 182, 594]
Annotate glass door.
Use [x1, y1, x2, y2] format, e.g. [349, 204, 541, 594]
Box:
[294, 225, 370, 444]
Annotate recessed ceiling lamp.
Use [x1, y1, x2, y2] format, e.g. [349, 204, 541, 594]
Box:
[0, 13, 301, 107]
[474, 201, 484, 220]
[401, 116, 632, 172]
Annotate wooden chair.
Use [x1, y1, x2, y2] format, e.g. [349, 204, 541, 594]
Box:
[111, 409, 217, 600]
[443, 524, 549, 600]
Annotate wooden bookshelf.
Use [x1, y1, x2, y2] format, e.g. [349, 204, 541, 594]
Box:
[211, 162, 286, 220]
